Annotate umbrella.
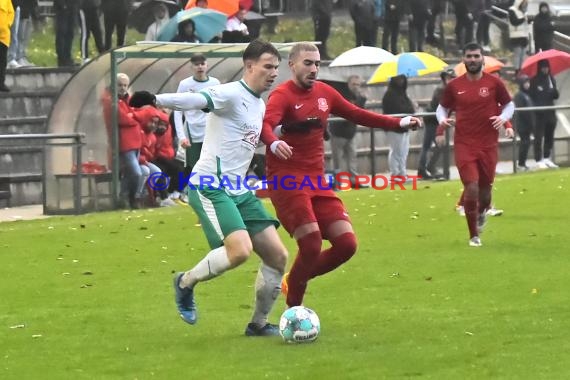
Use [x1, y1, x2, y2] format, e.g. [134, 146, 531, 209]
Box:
[367, 52, 448, 84]
[185, 0, 239, 16]
[129, 0, 181, 34]
[454, 55, 505, 76]
[329, 46, 394, 67]
[520, 49, 570, 77]
[157, 8, 228, 43]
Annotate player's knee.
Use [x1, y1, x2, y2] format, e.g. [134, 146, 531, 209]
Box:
[297, 231, 323, 265]
[226, 239, 253, 266]
[333, 233, 358, 261]
[274, 247, 288, 271]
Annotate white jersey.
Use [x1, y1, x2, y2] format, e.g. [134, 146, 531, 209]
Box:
[174, 75, 220, 143]
[191, 80, 265, 195]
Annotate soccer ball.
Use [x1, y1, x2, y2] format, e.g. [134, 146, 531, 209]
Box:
[279, 306, 320, 343]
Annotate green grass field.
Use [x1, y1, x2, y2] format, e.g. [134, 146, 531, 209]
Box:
[1, 170, 570, 379]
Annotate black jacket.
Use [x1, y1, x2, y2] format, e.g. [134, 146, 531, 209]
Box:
[329, 90, 367, 139]
[533, 3, 555, 51]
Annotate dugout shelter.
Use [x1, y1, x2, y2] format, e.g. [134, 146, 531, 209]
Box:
[43, 42, 296, 215]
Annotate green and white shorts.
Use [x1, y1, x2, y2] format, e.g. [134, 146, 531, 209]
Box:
[188, 188, 280, 249]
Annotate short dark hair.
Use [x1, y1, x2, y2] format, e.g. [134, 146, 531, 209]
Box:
[463, 42, 483, 54]
[190, 54, 206, 64]
[243, 39, 281, 62]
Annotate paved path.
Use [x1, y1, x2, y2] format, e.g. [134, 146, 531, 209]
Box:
[0, 204, 50, 223]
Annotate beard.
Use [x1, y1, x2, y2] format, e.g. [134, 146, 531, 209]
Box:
[465, 61, 483, 74]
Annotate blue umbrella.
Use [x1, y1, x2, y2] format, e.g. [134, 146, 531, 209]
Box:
[157, 8, 228, 43]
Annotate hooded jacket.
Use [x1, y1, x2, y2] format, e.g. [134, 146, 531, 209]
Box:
[533, 2, 554, 51]
[513, 75, 536, 133]
[530, 60, 559, 122]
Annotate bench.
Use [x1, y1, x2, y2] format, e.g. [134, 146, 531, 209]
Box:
[54, 172, 113, 212]
[0, 177, 10, 207]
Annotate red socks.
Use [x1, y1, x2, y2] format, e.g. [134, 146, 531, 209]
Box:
[287, 232, 358, 307]
[311, 232, 357, 279]
[286, 231, 322, 307]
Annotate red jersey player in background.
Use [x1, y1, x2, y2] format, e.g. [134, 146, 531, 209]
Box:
[436, 42, 515, 247]
[260, 42, 422, 307]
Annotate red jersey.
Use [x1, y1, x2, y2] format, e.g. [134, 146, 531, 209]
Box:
[440, 72, 511, 148]
[262, 80, 401, 187]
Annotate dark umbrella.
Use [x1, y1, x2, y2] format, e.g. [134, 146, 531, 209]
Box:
[129, 0, 181, 34]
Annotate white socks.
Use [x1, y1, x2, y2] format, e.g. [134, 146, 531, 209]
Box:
[251, 264, 283, 327]
[180, 246, 231, 289]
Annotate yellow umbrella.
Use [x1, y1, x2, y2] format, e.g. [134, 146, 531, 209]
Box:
[367, 52, 448, 84]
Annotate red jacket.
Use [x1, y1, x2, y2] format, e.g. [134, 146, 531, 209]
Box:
[155, 111, 175, 160]
[101, 90, 142, 152]
[134, 107, 160, 164]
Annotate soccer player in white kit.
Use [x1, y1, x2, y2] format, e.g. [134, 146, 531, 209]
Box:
[141, 40, 291, 336]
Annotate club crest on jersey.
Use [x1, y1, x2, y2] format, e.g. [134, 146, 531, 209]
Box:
[479, 87, 490, 97]
[242, 129, 259, 150]
[317, 98, 328, 112]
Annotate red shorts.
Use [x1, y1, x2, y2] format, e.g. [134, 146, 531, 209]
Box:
[455, 144, 498, 186]
[269, 189, 350, 238]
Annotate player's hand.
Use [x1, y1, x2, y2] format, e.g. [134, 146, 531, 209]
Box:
[435, 135, 446, 147]
[440, 118, 455, 129]
[489, 116, 507, 130]
[180, 138, 191, 148]
[504, 128, 515, 139]
[399, 116, 422, 131]
[271, 141, 293, 160]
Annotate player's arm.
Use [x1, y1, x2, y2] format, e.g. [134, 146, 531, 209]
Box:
[330, 86, 420, 131]
[261, 90, 293, 160]
[155, 91, 208, 112]
[173, 81, 190, 147]
[435, 83, 456, 139]
[490, 79, 514, 131]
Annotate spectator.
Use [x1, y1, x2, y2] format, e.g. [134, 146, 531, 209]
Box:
[0, 0, 14, 92]
[145, 1, 170, 41]
[153, 110, 186, 203]
[349, 0, 378, 47]
[407, 0, 430, 52]
[223, 6, 250, 43]
[54, 0, 79, 67]
[101, 73, 144, 209]
[508, 0, 530, 75]
[7, 0, 36, 68]
[475, 0, 492, 52]
[171, 18, 199, 42]
[382, 74, 415, 178]
[101, 0, 131, 50]
[135, 106, 177, 207]
[311, 0, 332, 60]
[417, 69, 456, 179]
[512, 74, 536, 171]
[532, 2, 554, 53]
[79, 0, 104, 64]
[426, 0, 444, 46]
[329, 75, 367, 186]
[453, 0, 475, 50]
[226, 6, 249, 36]
[382, 0, 404, 54]
[529, 59, 559, 169]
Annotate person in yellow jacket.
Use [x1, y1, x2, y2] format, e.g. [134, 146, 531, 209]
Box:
[0, 0, 15, 92]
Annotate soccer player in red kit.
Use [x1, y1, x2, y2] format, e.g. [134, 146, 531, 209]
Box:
[435, 42, 515, 247]
[260, 42, 422, 307]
